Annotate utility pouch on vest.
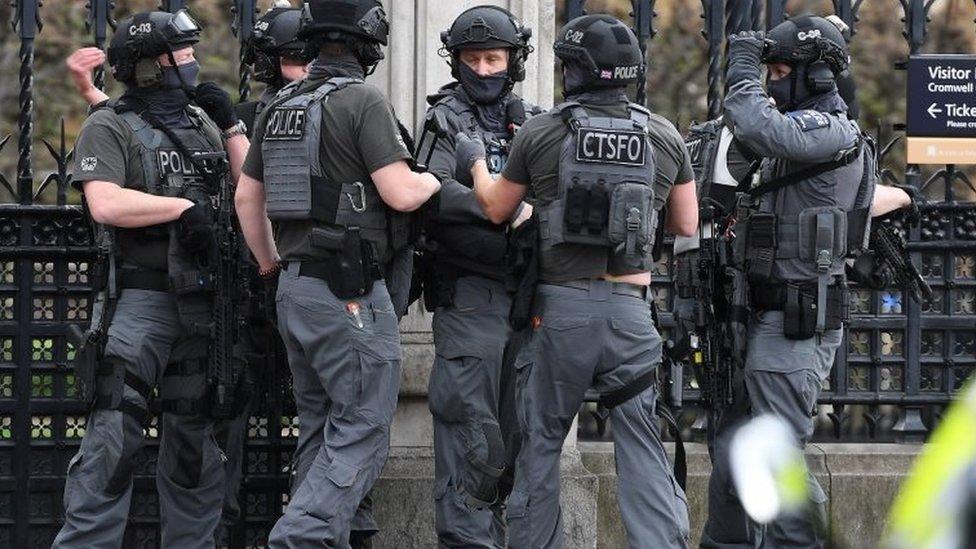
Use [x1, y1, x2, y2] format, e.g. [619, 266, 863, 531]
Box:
[783, 284, 817, 340]
[797, 207, 847, 334]
[745, 213, 777, 282]
[609, 184, 655, 272]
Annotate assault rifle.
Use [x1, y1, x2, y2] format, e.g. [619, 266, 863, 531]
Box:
[692, 202, 738, 412]
[869, 222, 934, 304]
[197, 151, 248, 420]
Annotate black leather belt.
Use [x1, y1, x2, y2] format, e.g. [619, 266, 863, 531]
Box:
[549, 279, 649, 300]
[119, 269, 168, 291]
[288, 259, 383, 284]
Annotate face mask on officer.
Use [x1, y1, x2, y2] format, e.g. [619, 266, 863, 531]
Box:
[561, 62, 588, 98]
[766, 63, 817, 112]
[458, 62, 509, 104]
[161, 60, 200, 91]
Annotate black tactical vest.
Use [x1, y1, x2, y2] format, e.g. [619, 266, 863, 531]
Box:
[261, 77, 392, 258]
[538, 101, 658, 277]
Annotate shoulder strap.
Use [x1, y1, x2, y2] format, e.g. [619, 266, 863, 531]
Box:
[746, 138, 864, 198]
[627, 103, 651, 130]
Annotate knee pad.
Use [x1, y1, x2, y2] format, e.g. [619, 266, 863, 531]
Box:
[460, 421, 506, 509]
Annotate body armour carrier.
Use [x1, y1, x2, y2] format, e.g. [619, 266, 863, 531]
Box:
[114, 105, 226, 335]
[113, 104, 224, 255]
[261, 77, 390, 252]
[431, 93, 519, 176]
[538, 102, 657, 275]
[736, 132, 876, 336]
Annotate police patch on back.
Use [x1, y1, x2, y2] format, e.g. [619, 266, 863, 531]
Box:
[788, 110, 830, 132]
[575, 127, 647, 167]
[264, 107, 307, 141]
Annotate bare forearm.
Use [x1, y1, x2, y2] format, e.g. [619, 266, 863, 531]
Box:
[83, 87, 110, 106]
[87, 185, 191, 228]
[224, 134, 249, 183]
[871, 185, 911, 217]
[235, 178, 278, 269]
[472, 161, 502, 223]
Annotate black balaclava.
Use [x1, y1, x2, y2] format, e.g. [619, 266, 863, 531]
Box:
[307, 47, 365, 80]
[562, 63, 628, 104]
[458, 62, 509, 105]
[124, 61, 200, 128]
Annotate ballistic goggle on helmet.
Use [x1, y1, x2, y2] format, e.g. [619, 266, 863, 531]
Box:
[108, 9, 202, 85]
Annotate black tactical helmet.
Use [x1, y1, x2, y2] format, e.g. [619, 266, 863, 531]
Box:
[298, 0, 389, 44]
[440, 6, 534, 83]
[762, 15, 850, 97]
[298, 0, 389, 73]
[554, 15, 644, 94]
[108, 10, 202, 87]
[244, 5, 311, 87]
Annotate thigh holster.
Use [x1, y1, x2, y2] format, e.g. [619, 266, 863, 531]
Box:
[93, 358, 153, 426]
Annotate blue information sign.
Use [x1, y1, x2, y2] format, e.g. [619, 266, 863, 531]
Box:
[907, 54, 976, 138]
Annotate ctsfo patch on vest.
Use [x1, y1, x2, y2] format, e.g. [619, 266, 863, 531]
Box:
[264, 107, 308, 141]
[575, 127, 647, 167]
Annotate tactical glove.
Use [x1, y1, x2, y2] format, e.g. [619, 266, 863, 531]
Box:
[894, 184, 922, 227]
[177, 202, 216, 255]
[454, 132, 487, 184]
[194, 82, 239, 130]
[727, 31, 766, 85]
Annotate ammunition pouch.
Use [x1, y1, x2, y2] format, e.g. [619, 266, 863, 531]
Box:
[303, 226, 382, 299]
[744, 212, 777, 282]
[751, 282, 848, 340]
[673, 250, 698, 299]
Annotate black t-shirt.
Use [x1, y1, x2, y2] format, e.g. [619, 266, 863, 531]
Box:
[501, 102, 694, 281]
[242, 77, 412, 262]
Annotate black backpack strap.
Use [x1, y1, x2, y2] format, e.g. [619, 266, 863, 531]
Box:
[746, 138, 864, 198]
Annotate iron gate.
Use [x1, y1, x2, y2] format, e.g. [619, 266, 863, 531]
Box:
[0, 0, 972, 546]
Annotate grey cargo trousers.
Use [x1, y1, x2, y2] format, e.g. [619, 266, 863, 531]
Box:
[508, 280, 690, 549]
[429, 276, 513, 547]
[268, 263, 401, 548]
[701, 310, 842, 549]
[54, 289, 226, 549]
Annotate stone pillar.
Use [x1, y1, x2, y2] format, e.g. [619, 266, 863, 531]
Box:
[364, 3, 596, 547]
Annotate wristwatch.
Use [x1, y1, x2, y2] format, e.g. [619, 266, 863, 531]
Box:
[222, 120, 247, 140]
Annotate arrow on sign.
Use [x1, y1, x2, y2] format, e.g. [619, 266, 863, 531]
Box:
[928, 103, 944, 119]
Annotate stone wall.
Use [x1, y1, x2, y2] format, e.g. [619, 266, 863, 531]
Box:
[369, 443, 919, 548]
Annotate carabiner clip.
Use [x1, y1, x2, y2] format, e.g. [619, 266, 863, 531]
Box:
[346, 181, 367, 213]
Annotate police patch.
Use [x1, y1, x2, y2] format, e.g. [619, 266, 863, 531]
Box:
[156, 149, 208, 182]
[788, 110, 830, 132]
[80, 157, 97, 172]
[576, 127, 647, 167]
[264, 107, 307, 141]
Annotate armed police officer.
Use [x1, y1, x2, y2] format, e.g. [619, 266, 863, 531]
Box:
[55, 9, 249, 548]
[234, 0, 441, 546]
[416, 5, 539, 547]
[462, 14, 698, 549]
[701, 16, 889, 548]
[236, 1, 313, 136]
